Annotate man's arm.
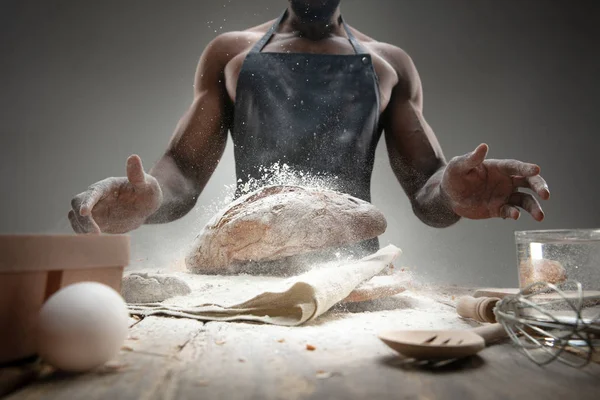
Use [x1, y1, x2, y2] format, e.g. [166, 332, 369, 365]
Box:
[382, 47, 461, 228]
[145, 35, 234, 224]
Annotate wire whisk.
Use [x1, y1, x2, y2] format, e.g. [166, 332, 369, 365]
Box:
[494, 280, 600, 367]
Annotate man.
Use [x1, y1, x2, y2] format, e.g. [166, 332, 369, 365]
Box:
[69, 0, 549, 254]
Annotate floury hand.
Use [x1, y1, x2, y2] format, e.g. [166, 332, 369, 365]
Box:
[441, 144, 550, 221]
[69, 155, 163, 234]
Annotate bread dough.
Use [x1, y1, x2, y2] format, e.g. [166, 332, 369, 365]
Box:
[121, 273, 191, 303]
[519, 258, 567, 290]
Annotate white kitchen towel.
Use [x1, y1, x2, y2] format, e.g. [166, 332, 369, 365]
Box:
[128, 244, 401, 326]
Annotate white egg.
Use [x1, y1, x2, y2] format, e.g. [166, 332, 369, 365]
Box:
[36, 281, 130, 372]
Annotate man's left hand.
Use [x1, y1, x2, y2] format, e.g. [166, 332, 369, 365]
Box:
[441, 143, 550, 221]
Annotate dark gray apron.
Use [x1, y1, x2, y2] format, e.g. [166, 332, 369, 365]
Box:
[231, 10, 383, 256]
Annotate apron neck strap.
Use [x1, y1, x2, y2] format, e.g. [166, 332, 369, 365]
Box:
[340, 15, 367, 54]
[250, 10, 287, 54]
[250, 9, 367, 55]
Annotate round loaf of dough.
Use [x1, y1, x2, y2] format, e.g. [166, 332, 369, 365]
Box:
[519, 257, 567, 291]
[186, 185, 387, 273]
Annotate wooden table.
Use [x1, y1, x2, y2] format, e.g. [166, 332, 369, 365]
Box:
[1, 289, 599, 400]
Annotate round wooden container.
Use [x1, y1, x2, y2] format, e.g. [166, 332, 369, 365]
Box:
[0, 234, 129, 365]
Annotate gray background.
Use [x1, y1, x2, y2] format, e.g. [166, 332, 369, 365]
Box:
[1, 0, 598, 286]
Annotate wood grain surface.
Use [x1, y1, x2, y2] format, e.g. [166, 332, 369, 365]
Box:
[2, 288, 599, 400]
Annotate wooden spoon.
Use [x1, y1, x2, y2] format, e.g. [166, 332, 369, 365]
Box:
[378, 323, 508, 361]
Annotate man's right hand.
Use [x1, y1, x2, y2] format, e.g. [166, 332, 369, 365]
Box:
[69, 155, 163, 234]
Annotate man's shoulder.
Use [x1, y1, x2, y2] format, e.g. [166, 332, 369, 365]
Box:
[206, 21, 274, 55]
[347, 26, 415, 72]
[367, 42, 413, 74]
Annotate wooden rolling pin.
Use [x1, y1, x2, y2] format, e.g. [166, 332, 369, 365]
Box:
[456, 296, 500, 323]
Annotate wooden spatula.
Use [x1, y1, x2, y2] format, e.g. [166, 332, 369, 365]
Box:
[378, 323, 507, 361]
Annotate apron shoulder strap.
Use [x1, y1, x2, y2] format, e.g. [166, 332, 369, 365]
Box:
[249, 10, 368, 55]
[249, 11, 286, 53]
[340, 16, 368, 55]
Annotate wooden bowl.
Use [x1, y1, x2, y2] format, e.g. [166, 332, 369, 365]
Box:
[0, 234, 129, 364]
